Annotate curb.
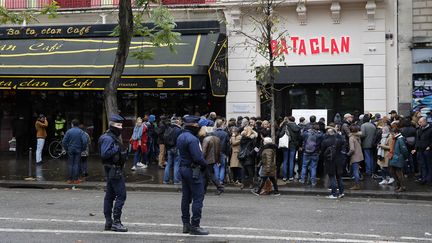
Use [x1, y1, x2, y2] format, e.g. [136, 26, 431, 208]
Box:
[1, 180, 431, 201]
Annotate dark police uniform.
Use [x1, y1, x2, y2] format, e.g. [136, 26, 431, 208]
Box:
[177, 115, 209, 235]
[98, 114, 128, 232]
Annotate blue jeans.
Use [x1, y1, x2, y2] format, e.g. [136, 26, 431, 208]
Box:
[351, 162, 360, 183]
[213, 154, 226, 183]
[67, 152, 80, 181]
[281, 148, 289, 179]
[288, 148, 297, 179]
[329, 175, 344, 196]
[363, 149, 374, 174]
[133, 147, 142, 166]
[163, 147, 180, 183]
[300, 153, 319, 184]
[418, 150, 432, 183]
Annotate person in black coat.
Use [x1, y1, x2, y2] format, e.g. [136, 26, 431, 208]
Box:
[321, 126, 345, 199]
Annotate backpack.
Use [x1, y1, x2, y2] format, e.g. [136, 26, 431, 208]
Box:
[324, 144, 337, 162]
[163, 125, 177, 147]
[304, 130, 319, 153]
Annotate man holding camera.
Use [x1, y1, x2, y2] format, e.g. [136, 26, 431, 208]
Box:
[98, 114, 128, 232]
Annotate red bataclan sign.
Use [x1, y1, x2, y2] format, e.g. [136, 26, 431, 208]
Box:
[271, 36, 350, 56]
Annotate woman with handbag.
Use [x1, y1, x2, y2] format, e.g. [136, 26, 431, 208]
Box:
[130, 117, 148, 170]
[239, 125, 258, 189]
[388, 125, 409, 192]
[230, 127, 242, 185]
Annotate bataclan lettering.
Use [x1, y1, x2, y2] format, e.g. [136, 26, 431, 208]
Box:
[29, 42, 63, 52]
[0, 44, 16, 51]
[271, 36, 350, 56]
[0, 81, 13, 87]
[19, 79, 48, 87]
[62, 79, 94, 88]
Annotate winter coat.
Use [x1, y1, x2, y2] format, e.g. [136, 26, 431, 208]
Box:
[377, 134, 393, 168]
[202, 135, 221, 165]
[389, 134, 409, 168]
[360, 122, 377, 149]
[415, 124, 432, 152]
[230, 134, 242, 168]
[35, 119, 48, 139]
[258, 143, 277, 177]
[320, 134, 345, 176]
[81, 131, 91, 157]
[62, 127, 88, 154]
[239, 129, 258, 166]
[131, 124, 148, 153]
[348, 133, 364, 164]
[213, 128, 230, 156]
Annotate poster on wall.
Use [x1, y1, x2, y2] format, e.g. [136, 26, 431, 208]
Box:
[413, 49, 432, 117]
[292, 109, 328, 123]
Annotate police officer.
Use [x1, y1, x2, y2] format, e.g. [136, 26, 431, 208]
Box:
[177, 115, 209, 235]
[98, 114, 128, 232]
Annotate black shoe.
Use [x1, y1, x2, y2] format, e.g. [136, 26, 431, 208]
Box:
[183, 223, 191, 234]
[104, 219, 112, 231]
[189, 226, 209, 235]
[215, 189, 223, 195]
[251, 189, 260, 196]
[273, 191, 281, 196]
[111, 221, 128, 232]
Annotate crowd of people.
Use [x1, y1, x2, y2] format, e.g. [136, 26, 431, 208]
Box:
[127, 110, 432, 198]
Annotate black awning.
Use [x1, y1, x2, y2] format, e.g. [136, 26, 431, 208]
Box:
[0, 31, 227, 94]
[274, 64, 363, 84]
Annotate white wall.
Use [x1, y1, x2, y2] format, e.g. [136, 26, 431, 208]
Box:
[224, 1, 393, 119]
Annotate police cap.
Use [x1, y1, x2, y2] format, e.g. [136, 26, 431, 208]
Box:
[183, 115, 201, 126]
[109, 114, 125, 123]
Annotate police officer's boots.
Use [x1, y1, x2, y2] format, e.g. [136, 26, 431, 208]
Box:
[104, 218, 113, 231]
[111, 218, 128, 232]
[189, 226, 209, 235]
[183, 223, 191, 234]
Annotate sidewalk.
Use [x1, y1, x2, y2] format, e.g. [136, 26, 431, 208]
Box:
[1, 153, 432, 200]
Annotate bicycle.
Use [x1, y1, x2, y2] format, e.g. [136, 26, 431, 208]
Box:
[48, 137, 66, 159]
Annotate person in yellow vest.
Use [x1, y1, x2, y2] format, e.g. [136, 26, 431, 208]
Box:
[55, 113, 66, 137]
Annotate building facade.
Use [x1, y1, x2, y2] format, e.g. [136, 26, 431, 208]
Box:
[223, 0, 398, 121]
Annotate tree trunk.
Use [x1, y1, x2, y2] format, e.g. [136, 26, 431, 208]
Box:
[104, 0, 133, 121]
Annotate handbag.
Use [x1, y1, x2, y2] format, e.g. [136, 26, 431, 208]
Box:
[278, 133, 290, 148]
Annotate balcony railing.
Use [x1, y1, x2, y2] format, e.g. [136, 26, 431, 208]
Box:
[0, 0, 217, 10]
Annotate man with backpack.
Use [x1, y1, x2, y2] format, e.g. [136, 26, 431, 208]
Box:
[321, 126, 345, 198]
[299, 123, 323, 186]
[163, 117, 183, 184]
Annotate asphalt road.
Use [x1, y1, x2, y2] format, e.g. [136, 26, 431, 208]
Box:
[0, 188, 432, 243]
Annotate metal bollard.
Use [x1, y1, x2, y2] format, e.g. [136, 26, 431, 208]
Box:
[28, 147, 32, 177]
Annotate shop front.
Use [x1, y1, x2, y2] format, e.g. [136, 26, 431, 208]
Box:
[0, 21, 227, 151]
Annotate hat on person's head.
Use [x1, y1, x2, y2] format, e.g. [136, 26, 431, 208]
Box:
[38, 114, 45, 118]
[170, 116, 179, 124]
[109, 114, 124, 123]
[344, 113, 353, 119]
[149, 115, 155, 123]
[325, 125, 336, 131]
[263, 137, 272, 145]
[184, 115, 201, 126]
[374, 113, 381, 120]
[198, 118, 209, 127]
[359, 114, 364, 121]
[389, 110, 397, 114]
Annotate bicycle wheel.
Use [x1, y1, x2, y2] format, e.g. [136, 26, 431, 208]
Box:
[49, 140, 63, 159]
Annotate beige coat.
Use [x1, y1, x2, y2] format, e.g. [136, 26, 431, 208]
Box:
[377, 134, 394, 168]
[230, 134, 242, 168]
[348, 133, 364, 164]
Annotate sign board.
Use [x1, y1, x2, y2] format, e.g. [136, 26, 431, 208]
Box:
[291, 109, 328, 123]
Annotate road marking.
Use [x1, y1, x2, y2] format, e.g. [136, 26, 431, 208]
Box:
[0, 228, 412, 243]
[0, 217, 385, 239]
[401, 236, 432, 242]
